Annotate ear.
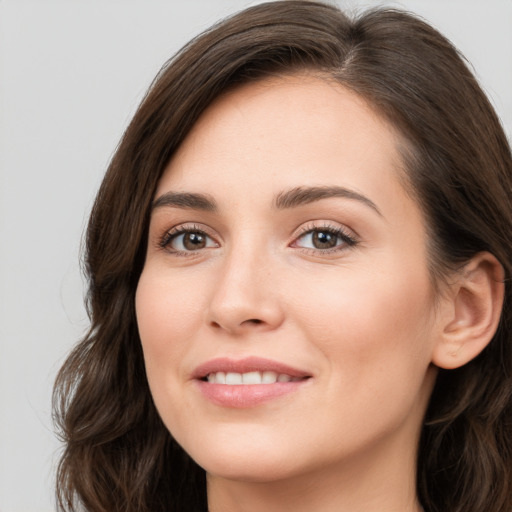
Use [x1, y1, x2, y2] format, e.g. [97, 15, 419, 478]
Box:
[432, 252, 505, 370]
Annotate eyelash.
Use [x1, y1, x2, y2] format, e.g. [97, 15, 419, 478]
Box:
[292, 222, 359, 254]
[158, 224, 218, 257]
[158, 222, 358, 257]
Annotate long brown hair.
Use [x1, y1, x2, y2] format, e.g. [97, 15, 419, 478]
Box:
[53, 2, 512, 511]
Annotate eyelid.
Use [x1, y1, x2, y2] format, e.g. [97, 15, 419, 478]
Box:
[158, 222, 220, 253]
[290, 221, 359, 253]
[153, 219, 358, 257]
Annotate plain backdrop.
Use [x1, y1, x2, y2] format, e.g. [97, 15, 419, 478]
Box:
[0, 1, 511, 510]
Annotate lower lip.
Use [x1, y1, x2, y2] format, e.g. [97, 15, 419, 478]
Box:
[196, 380, 308, 408]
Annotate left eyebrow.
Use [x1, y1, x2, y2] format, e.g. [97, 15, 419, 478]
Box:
[273, 186, 382, 217]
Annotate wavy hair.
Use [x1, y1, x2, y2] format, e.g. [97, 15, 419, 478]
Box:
[53, 2, 512, 511]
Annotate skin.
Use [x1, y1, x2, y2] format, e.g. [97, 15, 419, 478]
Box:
[135, 74, 447, 512]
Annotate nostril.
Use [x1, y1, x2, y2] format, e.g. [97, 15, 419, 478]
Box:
[208, 317, 268, 332]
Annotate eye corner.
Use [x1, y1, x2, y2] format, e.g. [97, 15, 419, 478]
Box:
[290, 221, 359, 255]
[157, 223, 220, 256]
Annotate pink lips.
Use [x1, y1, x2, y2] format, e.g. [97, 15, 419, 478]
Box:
[193, 356, 311, 408]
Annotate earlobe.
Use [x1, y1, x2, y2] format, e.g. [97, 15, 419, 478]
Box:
[432, 252, 505, 370]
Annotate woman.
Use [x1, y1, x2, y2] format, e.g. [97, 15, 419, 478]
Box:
[53, 1, 512, 511]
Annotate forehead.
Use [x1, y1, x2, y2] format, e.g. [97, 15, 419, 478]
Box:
[157, 74, 411, 220]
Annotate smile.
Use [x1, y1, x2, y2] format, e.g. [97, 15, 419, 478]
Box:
[194, 357, 311, 407]
[205, 371, 304, 385]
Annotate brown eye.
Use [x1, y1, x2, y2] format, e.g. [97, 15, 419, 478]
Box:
[293, 226, 358, 252]
[182, 232, 206, 250]
[164, 229, 217, 252]
[311, 231, 337, 249]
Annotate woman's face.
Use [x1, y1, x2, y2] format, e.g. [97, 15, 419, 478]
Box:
[136, 75, 441, 483]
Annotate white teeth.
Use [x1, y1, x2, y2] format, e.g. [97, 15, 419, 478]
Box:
[225, 372, 243, 384]
[242, 371, 262, 384]
[206, 371, 299, 385]
[262, 371, 278, 384]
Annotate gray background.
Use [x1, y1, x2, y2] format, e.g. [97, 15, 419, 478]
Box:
[1, 1, 511, 510]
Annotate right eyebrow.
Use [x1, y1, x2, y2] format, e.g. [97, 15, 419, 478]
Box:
[152, 191, 218, 212]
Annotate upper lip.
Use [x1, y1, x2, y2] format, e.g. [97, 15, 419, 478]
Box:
[192, 356, 311, 380]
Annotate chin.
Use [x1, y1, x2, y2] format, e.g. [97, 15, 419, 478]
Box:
[175, 425, 310, 483]
[200, 454, 304, 483]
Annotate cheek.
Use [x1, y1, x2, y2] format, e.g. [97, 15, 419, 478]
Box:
[288, 263, 436, 446]
[293, 257, 435, 381]
[135, 268, 204, 382]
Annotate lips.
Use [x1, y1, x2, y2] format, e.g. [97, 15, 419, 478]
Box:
[193, 356, 310, 380]
[206, 371, 303, 384]
[193, 356, 311, 408]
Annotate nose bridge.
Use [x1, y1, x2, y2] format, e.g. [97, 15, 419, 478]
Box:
[207, 232, 283, 333]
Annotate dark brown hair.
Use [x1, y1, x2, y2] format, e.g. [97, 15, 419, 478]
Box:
[53, 2, 512, 511]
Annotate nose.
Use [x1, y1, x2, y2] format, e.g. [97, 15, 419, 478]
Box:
[207, 246, 285, 335]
